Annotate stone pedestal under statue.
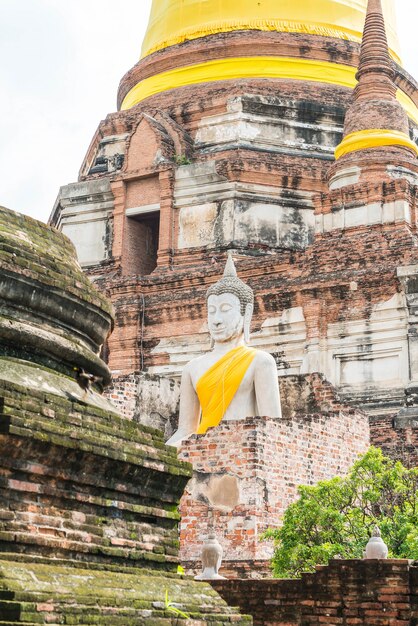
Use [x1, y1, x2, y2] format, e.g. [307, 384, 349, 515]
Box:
[178, 383, 370, 578]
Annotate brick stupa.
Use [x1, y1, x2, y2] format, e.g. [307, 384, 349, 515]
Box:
[51, 0, 418, 575]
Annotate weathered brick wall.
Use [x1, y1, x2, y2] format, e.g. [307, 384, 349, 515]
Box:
[125, 176, 160, 209]
[213, 578, 303, 625]
[0, 380, 189, 570]
[105, 372, 343, 435]
[123, 215, 159, 275]
[55, 5, 418, 474]
[212, 559, 418, 626]
[100, 224, 416, 375]
[105, 371, 180, 437]
[411, 566, 418, 622]
[178, 395, 369, 574]
[105, 372, 138, 419]
[370, 414, 418, 468]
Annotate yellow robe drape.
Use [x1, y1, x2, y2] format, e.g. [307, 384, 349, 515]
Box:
[196, 345, 257, 435]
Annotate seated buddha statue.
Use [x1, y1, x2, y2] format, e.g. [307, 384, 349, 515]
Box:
[166, 254, 282, 447]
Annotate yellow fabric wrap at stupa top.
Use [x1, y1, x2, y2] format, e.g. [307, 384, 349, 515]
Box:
[122, 0, 418, 123]
[141, 0, 400, 60]
[195, 345, 257, 435]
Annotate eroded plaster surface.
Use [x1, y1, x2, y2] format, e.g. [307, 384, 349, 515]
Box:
[176, 162, 314, 250]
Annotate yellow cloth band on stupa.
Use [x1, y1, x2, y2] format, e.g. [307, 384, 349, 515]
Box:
[195, 345, 257, 435]
[335, 129, 418, 160]
[120, 56, 418, 125]
[141, 0, 400, 62]
[122, 56, 355, 109]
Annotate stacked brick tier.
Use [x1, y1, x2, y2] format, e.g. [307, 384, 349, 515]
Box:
[0, 203, 249, 624]
[118, 29, 417, 112]
[178, 398, 369, 576]
[0, 206, 113, 383]
[213, 559, 418, 625]
[0, 376, 190, 570]
[100, 220, 418, 373]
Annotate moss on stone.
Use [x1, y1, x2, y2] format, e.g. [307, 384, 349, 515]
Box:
[0, 206, 113, 316]
[0, 368, 191, 480]
[0, 559, 252, 624]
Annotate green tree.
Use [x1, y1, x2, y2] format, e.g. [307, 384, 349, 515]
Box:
[264, 447, 418, 578]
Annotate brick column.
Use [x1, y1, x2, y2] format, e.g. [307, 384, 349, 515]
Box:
[157, 167, 175, 267]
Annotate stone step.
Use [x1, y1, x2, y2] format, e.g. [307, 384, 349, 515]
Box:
[8, 595, 222, 616]
[0, 560, 251, 625]
[0, 592, 15, 600]
[2, 599, 234, 620]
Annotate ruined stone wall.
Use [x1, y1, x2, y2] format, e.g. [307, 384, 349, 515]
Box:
[49, 44, 418, 498]
[104, 371, 364, 441]
[91, 220, 418, 467]
[105, 372, 138, 419]
[50, 2, 418, 471]
[105, 372, 180, 438]
[177, 383, 369, 575]
[212, 559, 418, 626]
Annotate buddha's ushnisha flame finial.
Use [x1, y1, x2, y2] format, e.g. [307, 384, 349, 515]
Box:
[223, 252, 238, 278]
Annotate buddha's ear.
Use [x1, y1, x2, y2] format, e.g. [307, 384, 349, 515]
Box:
[244, 303, 253, 344]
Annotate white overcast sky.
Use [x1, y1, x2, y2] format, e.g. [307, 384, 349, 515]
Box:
[0, 0, 417, 224]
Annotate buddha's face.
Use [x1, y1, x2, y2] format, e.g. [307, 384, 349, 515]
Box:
[207, 293, 244, 343]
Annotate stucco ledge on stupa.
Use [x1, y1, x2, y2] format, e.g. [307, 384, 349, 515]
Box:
[51, 178, 115, 267]
[195, 94, 343, 158]
[175, 160, 315, 251]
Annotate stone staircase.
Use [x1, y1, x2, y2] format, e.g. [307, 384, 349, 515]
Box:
[0, 557, 249, 624]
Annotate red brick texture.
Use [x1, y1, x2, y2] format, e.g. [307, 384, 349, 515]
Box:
[105, 372, 138, 419]
[91, 222, 418, 471]
[117, 29, 416, 112]
[212, 559, 418, 626]
[0, 382, 190, 571]
[370, 414, 418, 468]
[178, 404, 369, 574]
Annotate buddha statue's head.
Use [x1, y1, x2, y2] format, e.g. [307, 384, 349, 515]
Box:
[206, 254, 254, 345]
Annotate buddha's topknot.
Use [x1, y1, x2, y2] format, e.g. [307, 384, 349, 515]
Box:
[206, 253, 254, 315]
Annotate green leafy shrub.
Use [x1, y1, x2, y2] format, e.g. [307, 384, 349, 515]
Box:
[264, 447, 418, 578]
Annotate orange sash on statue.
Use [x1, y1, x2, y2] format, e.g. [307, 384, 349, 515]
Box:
[195, 345, 257, 435]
